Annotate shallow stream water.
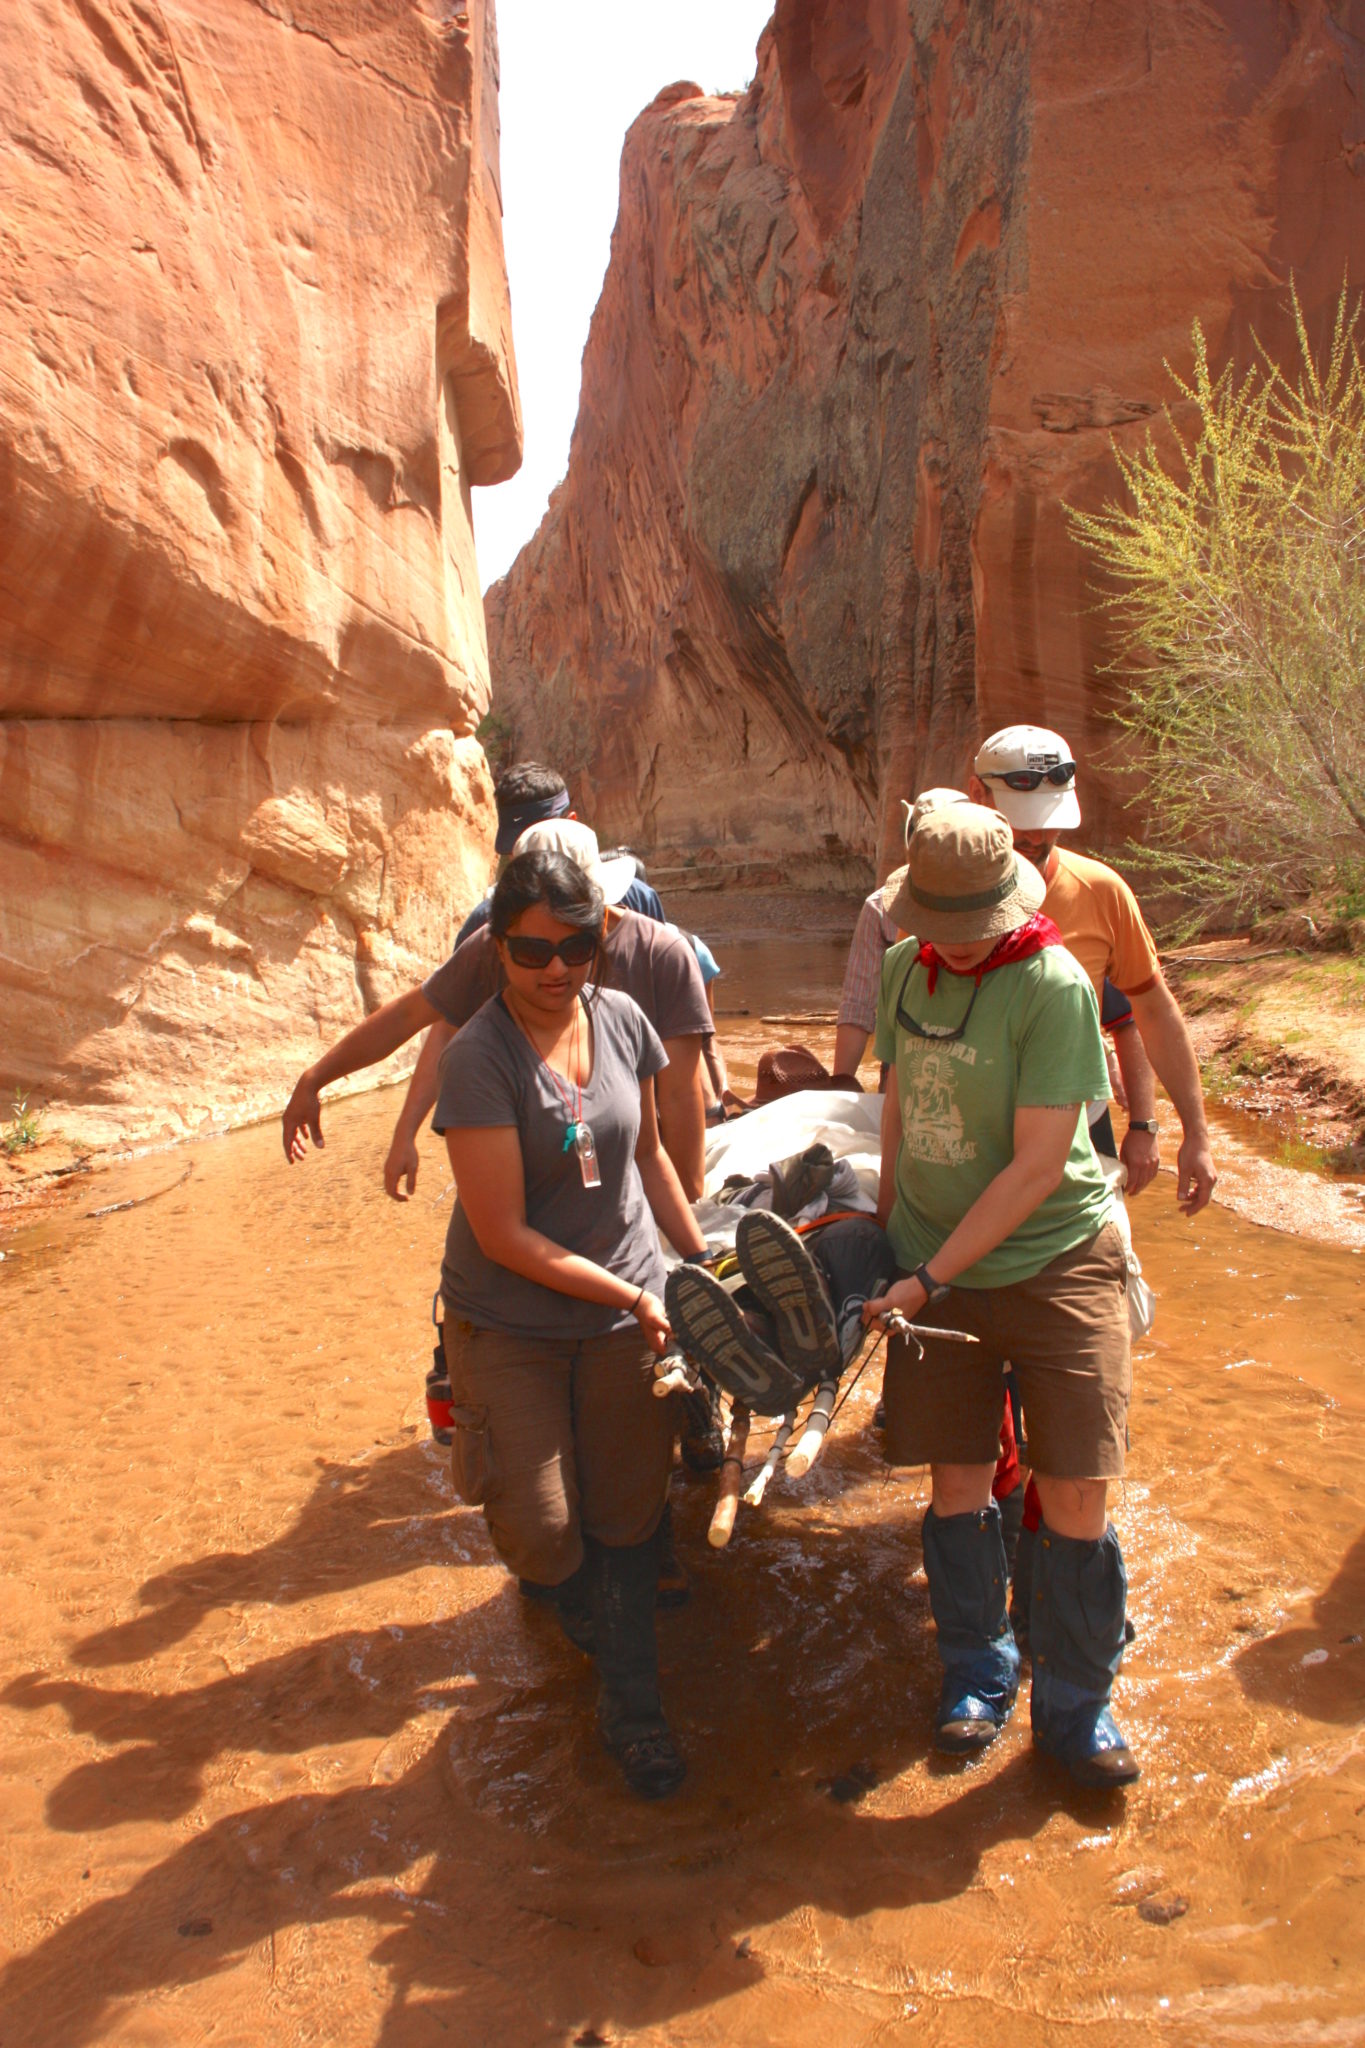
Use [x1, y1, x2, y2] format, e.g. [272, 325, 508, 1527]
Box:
[0, 939, 1362, 2046]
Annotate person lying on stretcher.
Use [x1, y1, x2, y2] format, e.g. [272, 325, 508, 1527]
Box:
[663, 1211, 1022, 1512]
[666, 1212, 897, 1414]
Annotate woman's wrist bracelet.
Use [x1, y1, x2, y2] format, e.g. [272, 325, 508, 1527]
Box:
[630, 1285, 646, 1314]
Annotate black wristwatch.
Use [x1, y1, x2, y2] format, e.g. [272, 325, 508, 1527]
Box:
[913, 1262, 951, 1305]
[1127, 1117, 1159, 1135]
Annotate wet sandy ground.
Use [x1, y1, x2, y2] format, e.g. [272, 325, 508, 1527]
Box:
[1, 941, 1363, 2046]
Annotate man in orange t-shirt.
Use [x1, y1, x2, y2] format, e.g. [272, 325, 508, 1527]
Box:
[969, 725, 1216, 1217]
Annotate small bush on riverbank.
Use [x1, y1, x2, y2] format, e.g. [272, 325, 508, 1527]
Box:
[3, 1093, 42, 1155]
[1070, 286, 1365, 940]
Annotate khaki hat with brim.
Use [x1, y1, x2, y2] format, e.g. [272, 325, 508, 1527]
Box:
[882, 785, 971, 915]
[885, 801, 1047, 943]
[897, 785, 971, 849]
[511, 818, 637, 907]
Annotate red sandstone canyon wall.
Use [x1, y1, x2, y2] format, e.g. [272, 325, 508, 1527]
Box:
[0, 0, 520, 1143]
[486, 0, 1365, 888]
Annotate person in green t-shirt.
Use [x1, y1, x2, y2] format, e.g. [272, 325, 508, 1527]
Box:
[865, 802, 1138, 1790]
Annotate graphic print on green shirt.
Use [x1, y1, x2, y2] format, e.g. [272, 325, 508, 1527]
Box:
[873, 938, 1115, 1288]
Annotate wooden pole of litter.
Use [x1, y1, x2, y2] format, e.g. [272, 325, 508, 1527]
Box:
[652, 1359, 696, 1398]
[785, 1379, 839, 1479]
[707, 1401, 750, 1548]
[743, 1410, 797, 1508]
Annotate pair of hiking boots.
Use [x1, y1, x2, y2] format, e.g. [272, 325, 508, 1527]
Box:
[664, 1211, 845, 1417]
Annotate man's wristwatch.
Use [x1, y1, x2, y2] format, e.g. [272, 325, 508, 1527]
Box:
[913, 1262, 951, 1305]
[1127, 1117, 1160, 1135]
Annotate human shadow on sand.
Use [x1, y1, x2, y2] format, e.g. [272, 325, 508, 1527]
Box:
[67, 1406, 896, 1677]
[0, 1724, 1075, 2048]
[1233, 1525, 1365, 1724]
[0, 1482, 1135, 2047]
[4, 1462, 919, 1835]
[4, 1603, 506, 1830]
[69, 1439, 472, 1669]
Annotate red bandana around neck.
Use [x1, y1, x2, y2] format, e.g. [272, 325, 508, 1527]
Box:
[917, 912, 1062, 995]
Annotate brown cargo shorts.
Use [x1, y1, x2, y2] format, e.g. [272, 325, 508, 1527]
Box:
[440, 1318, 674, 1586]
[882, 1221, 1131, 1480]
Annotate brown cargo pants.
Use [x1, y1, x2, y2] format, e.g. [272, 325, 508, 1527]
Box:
[440, 1317, 674, 1586]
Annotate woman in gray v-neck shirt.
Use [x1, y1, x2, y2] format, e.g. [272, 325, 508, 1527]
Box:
[432, 848, 708, 1801]
[437, 985, 669, 1338]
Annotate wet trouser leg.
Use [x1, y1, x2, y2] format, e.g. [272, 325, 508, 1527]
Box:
[441, 1317, 672, 1604]
[921, 1501, 1021, 1753]
[1029, 1519, 1139, 1785]
[653, 1497, 690, 1608]
[548, 1556, 595, 1653]
[807, 1217, 902, 1365]
[587, 1536, 686, 1799]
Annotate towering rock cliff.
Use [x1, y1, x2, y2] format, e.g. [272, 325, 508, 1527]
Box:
[487, 0, 1365, 886]
[0, 0, 519, 1142]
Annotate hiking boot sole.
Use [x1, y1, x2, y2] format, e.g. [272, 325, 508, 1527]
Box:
[735, 1211, 842, 1382]
[664, 1265, 806, 1416]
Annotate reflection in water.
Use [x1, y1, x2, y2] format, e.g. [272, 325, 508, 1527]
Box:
[0, 939, 1362, 2045]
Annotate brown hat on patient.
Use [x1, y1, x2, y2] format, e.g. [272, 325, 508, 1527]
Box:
[885, 801, 1046, 944]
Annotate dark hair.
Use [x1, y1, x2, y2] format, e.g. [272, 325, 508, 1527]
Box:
[489, 850, 605, 941]
[493, 761, 568, 815]
[600, 844, 649, 882]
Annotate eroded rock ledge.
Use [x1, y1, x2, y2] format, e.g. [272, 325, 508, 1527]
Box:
[0, 0, 520, 1142]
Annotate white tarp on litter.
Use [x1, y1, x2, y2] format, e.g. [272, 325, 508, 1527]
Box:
[683, 1090, 1154, 1335]
[683, 1090, 883, 1257]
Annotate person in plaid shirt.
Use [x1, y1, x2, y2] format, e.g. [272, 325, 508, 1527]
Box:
[833, 788, 967, 1082]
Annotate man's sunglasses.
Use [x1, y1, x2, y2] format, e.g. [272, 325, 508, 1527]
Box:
[502, 929, 601, 969]
[982, 761, 1076, 793]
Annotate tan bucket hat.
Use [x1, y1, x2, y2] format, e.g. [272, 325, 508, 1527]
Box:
[883, 785, 971, 914]
[885, 801, 1046, 943]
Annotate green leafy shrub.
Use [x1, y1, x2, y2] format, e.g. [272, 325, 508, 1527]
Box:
[1069, 287, 1365, 937]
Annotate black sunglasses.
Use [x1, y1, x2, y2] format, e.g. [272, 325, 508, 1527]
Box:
[502, 929, 601, 969]
[982, 761, 1076, 793]
[895, 973, 982, 1043]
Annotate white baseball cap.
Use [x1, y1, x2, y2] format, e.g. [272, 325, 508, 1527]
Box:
[974, 724, 1081, 830]
[511, 819, 637, 906]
